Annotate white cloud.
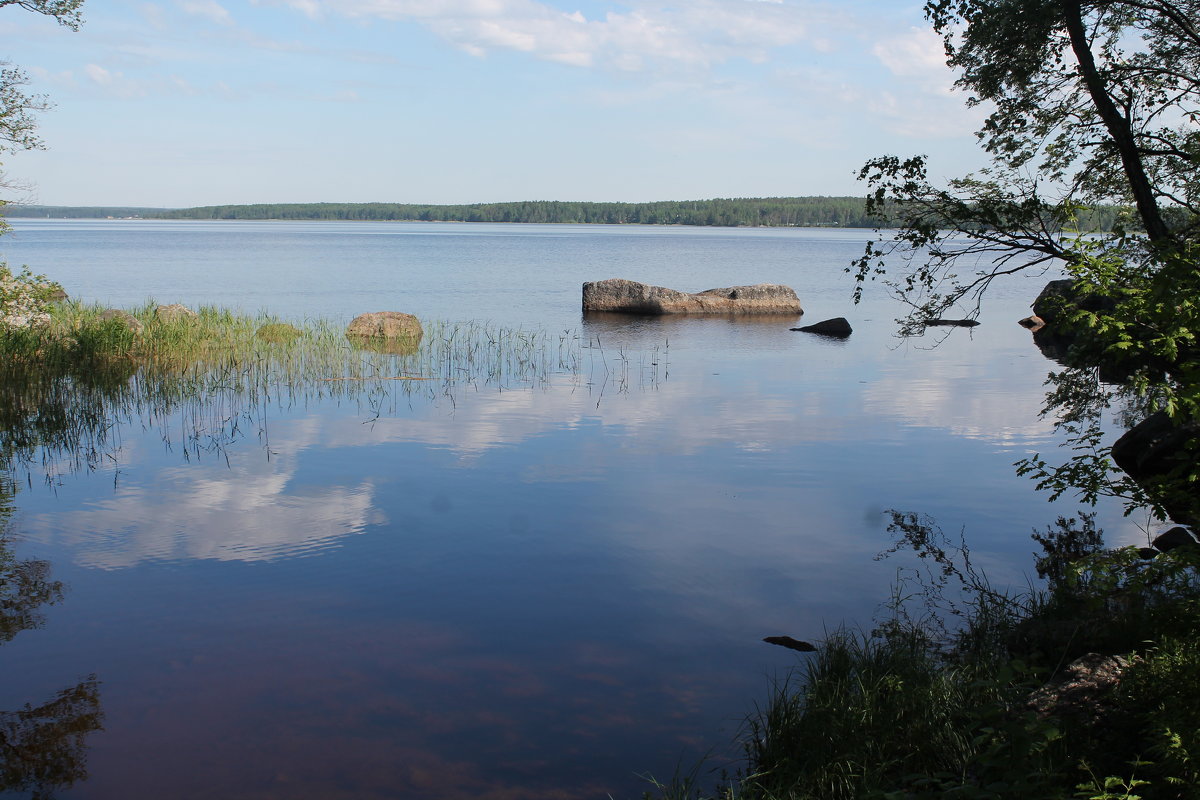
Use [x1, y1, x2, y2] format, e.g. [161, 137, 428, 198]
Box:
[872, 26, 946, 79]
[179, 0, 235, 26]
[278, 0, 815, 71]
[865, 27, 986, 139]
[84, 63, 113, 84]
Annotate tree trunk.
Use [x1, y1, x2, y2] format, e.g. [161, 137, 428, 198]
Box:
[1060, 0, 1173, 245]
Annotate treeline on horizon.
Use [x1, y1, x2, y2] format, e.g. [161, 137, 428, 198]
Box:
[4, 205, 168, 219]
[152, 198, 887, 227]
[7, 198, 1122, 231]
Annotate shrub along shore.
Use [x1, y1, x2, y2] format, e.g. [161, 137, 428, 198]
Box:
[648, 513, 1200, 800]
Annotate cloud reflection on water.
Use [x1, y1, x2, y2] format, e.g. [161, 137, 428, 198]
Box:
[25, 326, 1107, 572]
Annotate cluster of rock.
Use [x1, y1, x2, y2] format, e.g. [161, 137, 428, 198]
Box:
[0, 270, 67, 329]
[1019, 279, 1199, 530]
[92, 303, 200, 335]
[582, 278, 802, 315]
[581, 278, 859, 336]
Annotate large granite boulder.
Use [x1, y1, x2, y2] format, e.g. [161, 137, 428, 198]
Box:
[582, 278, 801, 315]
[346, 311, 423, 343]
[1031, 279, 1117, 327]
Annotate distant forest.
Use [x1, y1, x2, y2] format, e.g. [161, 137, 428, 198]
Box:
[152, 198, 885, 227]
[6, 197, 1124, 230]
[4, 205, 168, 218]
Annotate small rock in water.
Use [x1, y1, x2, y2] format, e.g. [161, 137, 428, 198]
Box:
[346, 311, 423, 341]
[763, 636, 817, 652]
[927, 318, 980, 327]
[1018, 315, 1045, 330]
[791, 317, 852, 337]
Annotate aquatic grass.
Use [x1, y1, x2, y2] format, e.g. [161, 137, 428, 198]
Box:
[2, 300, 662, 482]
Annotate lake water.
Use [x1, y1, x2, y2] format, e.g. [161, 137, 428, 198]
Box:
[0, 220, 1146, 799]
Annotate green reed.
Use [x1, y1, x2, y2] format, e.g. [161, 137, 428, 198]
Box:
[1, 301, 662, 483]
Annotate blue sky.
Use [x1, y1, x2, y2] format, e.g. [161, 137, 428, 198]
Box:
[3, 0, 991, 207]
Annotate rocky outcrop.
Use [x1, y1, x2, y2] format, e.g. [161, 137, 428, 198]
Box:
[154, 303, 198, 322]
[1027, 653, 1128, 721]
[1151, 526, 1199, 553]
[1031, 279, 1117, 327]
[346, 311, 423, 342]
[581, 278, 801, 315]
[791, 317, 852, 337]
[1111, 412, 1200, 526]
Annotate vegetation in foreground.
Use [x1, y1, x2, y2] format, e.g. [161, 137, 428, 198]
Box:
[649, 513, 1200, 800]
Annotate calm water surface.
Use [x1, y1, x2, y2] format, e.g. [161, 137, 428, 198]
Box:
[0, 221, 1144, 799]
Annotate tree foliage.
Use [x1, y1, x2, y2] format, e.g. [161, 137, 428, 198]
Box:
[852, 0, 1199, 519]
[0, 0, 84, 233]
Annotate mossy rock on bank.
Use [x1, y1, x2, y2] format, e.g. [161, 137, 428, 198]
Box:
[154, 304, 199, 323]
[255, 322, 302, 343]
[97, 309, 144, 335]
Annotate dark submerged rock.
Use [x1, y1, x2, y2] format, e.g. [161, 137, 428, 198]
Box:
[792, 317, 852, 337]
[927, 318, 980, 327]
[763, 636, 817, 652]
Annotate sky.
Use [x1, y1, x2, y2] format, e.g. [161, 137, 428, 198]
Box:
[1, 0, 993, 207]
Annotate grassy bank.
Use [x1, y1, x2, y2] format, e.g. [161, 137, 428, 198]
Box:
[651, 513, 1200, 800]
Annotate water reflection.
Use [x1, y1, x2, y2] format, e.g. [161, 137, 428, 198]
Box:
[0, 676, 103, 799]
[1, 485, 104, 799]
